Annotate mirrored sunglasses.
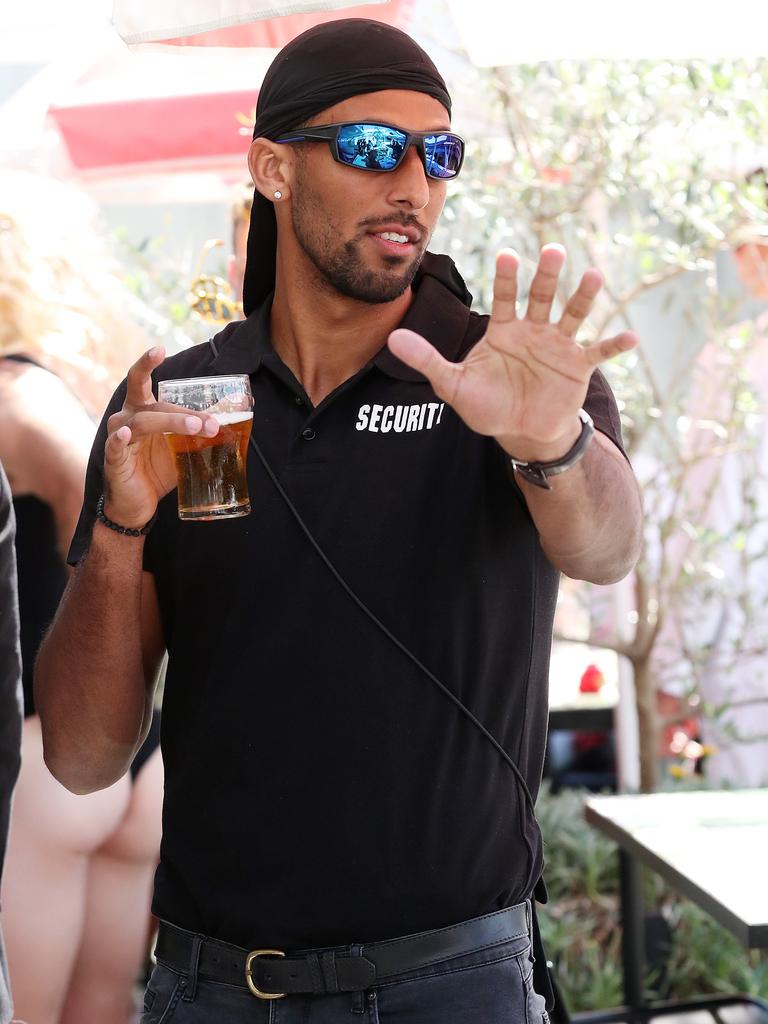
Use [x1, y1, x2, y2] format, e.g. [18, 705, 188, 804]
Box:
[276, 121, 465, 180]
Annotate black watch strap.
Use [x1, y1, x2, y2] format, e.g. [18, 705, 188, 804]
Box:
[509, 409, 595, 491]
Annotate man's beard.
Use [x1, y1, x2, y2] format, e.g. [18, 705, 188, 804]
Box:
[291, 182, 425, 304]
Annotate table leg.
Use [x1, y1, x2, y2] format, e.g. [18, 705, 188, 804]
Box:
[619, 849, 646, 1012]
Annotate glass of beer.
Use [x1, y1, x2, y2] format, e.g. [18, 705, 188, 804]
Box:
[158, 374, 253, 521]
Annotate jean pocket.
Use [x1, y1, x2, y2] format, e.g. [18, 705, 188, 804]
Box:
[516, 953, 548, 1024]
[141, 964, 186, 1024]
[374, 939, 533, 1024]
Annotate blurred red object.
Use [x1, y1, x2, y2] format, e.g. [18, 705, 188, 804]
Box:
[579, 664, 605, 693]
[47, 0, 412, 177]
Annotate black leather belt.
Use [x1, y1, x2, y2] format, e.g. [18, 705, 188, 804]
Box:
[154, 902, 530, 1000]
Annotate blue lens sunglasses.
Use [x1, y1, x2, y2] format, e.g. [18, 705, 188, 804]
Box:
[276, 121, 465, 180]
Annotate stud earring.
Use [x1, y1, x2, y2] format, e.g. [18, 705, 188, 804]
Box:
[273, 190, 283, 200]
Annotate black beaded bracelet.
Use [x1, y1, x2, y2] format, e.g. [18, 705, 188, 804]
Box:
[95, 494, 157, 537]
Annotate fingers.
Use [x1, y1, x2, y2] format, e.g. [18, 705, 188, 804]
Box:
[387, 329, 462, 403]
[104, 424, 135, 474]
[490, 250, 519, 324]
[107, 403, 219, 436]
[125, 347, 166, 407]
[124, 410, 220, 441]
[526, 244, 566, 324]
[583, 331, 638, 366]
[559, 268, 603, 338]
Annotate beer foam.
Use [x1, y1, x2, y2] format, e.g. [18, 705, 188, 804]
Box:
[211, 411, 253, 425]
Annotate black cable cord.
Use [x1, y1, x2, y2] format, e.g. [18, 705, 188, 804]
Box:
[210, 338, 539, 887]
[250, 429, 537, 812]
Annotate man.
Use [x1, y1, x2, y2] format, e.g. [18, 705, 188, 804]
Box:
[0, 462, 22, 1024]
[36, 19, 642, 1022]
[655, 218, 768, 786]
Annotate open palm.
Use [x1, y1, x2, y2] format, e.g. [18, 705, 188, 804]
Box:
[388, 245, 637, 458]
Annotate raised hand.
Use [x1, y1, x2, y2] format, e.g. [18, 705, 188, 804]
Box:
[388, 245, 637, 461]
[103, 348, 220, 528]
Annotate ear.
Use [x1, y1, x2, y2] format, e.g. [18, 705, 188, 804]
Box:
[248, 138, 292, 203]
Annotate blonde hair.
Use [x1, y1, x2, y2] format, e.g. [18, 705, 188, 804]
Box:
[0, 170, 148, 416]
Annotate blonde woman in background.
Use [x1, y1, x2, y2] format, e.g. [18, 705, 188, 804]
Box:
[0, 171, 163, 1024]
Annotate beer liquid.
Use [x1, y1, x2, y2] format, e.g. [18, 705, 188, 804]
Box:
[165, 411, 253, 520]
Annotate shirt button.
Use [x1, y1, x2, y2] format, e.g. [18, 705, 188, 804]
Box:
[301, 427, 316, 441]
[294, 395, 304, 405]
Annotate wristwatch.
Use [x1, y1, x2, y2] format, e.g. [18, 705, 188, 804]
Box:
[509, 409, 595, 490]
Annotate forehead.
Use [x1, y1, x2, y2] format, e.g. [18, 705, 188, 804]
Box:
[308, 90, 451, 132]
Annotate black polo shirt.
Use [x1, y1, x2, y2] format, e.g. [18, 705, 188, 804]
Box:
[71, 254, 625, 950]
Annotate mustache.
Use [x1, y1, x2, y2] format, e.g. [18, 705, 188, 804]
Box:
[357, 215, 427, 238]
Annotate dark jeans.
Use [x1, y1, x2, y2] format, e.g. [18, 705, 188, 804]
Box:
[141, 927, 549, 1024]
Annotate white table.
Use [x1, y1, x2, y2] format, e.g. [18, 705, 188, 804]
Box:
[582, 790, 768, 1023]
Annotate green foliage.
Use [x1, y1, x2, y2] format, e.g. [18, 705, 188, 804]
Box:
[433, 57, 768, 788]
[535, 785, 625, 1011]
[111, 228, 213, 349]
[535, 785, 768, 1011]
[436, 58, 768, 318]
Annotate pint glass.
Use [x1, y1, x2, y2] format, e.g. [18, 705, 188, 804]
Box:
[158, 375, 254, 521]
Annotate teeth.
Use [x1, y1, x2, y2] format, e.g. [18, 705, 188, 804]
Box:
[377, 231, 409, 244]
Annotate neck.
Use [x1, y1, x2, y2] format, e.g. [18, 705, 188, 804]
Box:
[269, 248, 414, 407]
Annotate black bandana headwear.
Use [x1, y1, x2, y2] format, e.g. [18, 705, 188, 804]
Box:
[241, 18, 452, 316]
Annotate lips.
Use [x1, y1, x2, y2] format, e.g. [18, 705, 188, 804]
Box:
[368, 233, 416, 256]
[368, 223, 421, 244]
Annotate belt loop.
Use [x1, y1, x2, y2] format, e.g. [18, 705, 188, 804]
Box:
[320, 950, 340, 994]
[350, 944, 366, 1014]
[307, 952, 325, 995]
[182, 933, 204, 1002]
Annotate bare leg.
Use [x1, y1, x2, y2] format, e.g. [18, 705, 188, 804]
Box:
[60, 744, 163, 1024]
[2, 717, 130, 1024]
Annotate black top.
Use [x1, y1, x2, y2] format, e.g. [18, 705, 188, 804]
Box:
[13, 495, 68, 717]
[70, 254, 626, 951]
[1, 355, 70, 717]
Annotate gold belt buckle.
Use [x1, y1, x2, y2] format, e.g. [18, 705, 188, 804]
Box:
[245, 949, 286, 999]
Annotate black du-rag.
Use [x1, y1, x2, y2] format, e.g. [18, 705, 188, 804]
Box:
[242, 18, 453, 316]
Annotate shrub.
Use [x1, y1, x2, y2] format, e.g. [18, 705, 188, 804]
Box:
[535, 784, 768, 1011]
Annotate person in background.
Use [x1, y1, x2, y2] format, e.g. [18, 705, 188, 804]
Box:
[655, 211, 768, 786]
[0, 171, 163, 1024]
[0, 461, 22, 1024]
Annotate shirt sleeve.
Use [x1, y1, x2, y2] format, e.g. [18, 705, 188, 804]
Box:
[583, 368, 628, 460]
[0, 461, 22, 883]
[67, 379, 134, 566]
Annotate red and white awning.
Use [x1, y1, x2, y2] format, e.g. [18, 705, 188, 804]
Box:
[47, 47, 274, 177]
[0, 0, 410, 198]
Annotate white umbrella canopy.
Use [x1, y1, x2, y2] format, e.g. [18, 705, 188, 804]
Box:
[447, 0, 768, 66]
[112, 0, 392, 46]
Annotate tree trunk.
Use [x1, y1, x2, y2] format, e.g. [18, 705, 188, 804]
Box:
[633, 654, 660, 792]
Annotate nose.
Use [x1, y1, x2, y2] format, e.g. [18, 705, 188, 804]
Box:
[386, 143, 431, 212]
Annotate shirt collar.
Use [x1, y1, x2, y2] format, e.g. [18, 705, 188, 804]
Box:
[208, 299, 274, 375]
[372, 253, 476, 382]
[208, 253, 476, 382]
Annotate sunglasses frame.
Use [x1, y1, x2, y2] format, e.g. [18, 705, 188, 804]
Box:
[276, 121, 465, 180]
